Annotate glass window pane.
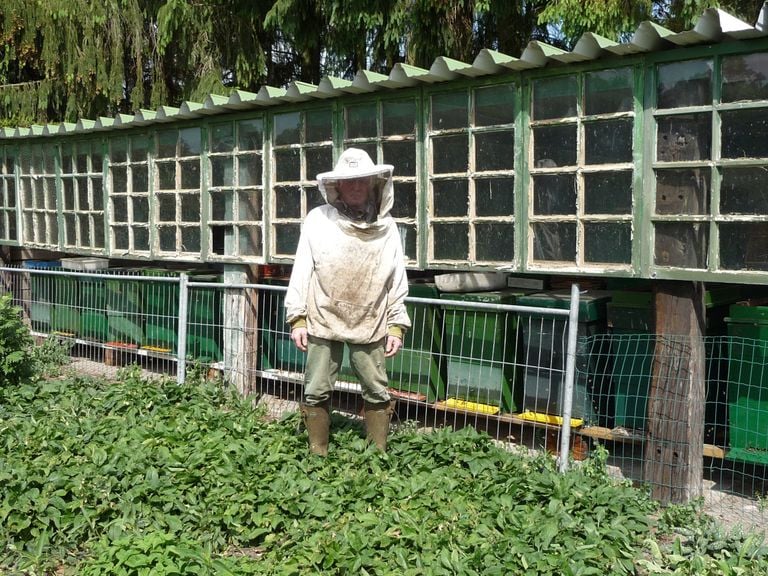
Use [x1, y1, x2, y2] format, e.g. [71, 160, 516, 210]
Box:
[62, 180, 75, 211]
[275, 186, 302, 218]
[532, 76, 577, 120]
[157, 162, 175, 190]
[210, 123, 234, 153]
[64, 214, 76, 244]
[720, 222, 768, 271]
[584, 171, 632, 214]
[46, 213, 57, 243]
[475, 130, 514, 171]
[391, 181, 416, 218]
[181, 227, 200, 252]
[210, 225, 232, 255]
[158, 194, 176, 222]
[239, 190, 261, 221]
[133, 197, 149, 223]
[179, 128, 201, 155]
[431, 91, 468, 130]
[274, 112, 301, 145]
[532, 222, 576, 261]
[533, 174, 576, 215]
[398, 223, 417, 259]
[721, 110, 768, 159]
[585, 119, 632, 164]
[238, 119, 263, 150]
[92, 152, 103, 170]
[130, 135, 148, 159]
[275, 223, 300, 255]
[306, 186, 324, 211]
[157, 130, 177, 157]
[159, 226, 176, 251]
[346, 104, 378, 139]
[585, 68, 633, 115]
[306, 146, 333, 180]
[134, 227, 149, 251]
[533, 125, 577, 167]
[382, 140, 416, 177]
[133, 166, 148, 192]
[180, 160, 200, 189]
[656, 114, 711, 161]
[722, 52, 768, 103]
[112, 197, 128, 223]
[584, 222, 631, 264]
[433, 180, 468, 217]
[93, 217, 104, 248]
[211, 190, 234, 221]
[306, 110, 332, 142]
[274, 149, 300, 182]
[92, 179, 103, 210]
[78, 215, 90, 246]
[721, 167, 768, 214]
[654, 222, 707, 268]
[113, 226, 129, 250]
[476, 177, 514, 216]
[657, 59, 712, 108]
[111, 139, 127, 163]
[239, 225, 262, 256]
[210, 157, 234, 187]
[476, 222, 514, 261]
[238, 153, 262, 186]
[383, 100, 416, 136]
[77, 178, 89, 209]
[433, 223, 468, 260]
[432, 134, 468, 174]
[475, 84, 515, 126]
[181, 193, 200, 222]
[655, 168, 710, 215]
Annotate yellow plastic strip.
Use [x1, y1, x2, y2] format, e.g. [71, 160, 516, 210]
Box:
[444, 398, 500, 415]
[517, 410, 583, 428]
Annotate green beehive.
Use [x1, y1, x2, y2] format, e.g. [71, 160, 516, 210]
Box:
[79, 275, 109, 342]
[50, 275, 81, 337]
[725, 304, 768, 465]
[23, 260, 59, 333]
[258, 278, 307, 374]
[106, 269, 145, 347]
[386, 282, 446, 403]
[142, 269, 223, 362]
[440, 289, 527, 413]
[516, 290, 612, 423]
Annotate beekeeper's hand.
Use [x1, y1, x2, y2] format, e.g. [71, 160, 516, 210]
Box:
[291, 327, 308, 352]
[384, 335, 402, 358]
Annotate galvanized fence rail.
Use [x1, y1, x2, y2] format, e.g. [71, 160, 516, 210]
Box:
[2, 264, 767, 533]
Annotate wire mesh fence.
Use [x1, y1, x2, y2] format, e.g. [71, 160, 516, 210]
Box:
[2, 264, 768, 534]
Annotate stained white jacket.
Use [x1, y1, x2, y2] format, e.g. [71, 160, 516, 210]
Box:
[285, 170, 411, 344]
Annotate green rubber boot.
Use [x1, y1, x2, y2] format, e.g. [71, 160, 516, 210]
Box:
[301, 403, 330, 456]
[364, 400, 396, 452]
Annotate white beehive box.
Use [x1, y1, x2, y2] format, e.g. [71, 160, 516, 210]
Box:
[60, 257, 109, 271]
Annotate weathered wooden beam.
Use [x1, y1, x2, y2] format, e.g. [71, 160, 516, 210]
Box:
[644, 281, 706, 504]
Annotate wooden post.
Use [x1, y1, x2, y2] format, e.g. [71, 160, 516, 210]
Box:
[644, 281, 706, 503]
[222, 265, 260, 396]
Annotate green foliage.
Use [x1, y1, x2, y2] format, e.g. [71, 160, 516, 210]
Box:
[30, 335, 73, 379]
[0, 293, 34, 387]
[0, 372, 766, 574]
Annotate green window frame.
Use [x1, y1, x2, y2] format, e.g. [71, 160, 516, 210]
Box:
[343, 96, 420, 264]
[153, 127, 203, 256]
[528, 67, 635, 270]
[427, 82, 518, 267]
[109, 134, 151, 255]
[207, 117, 265, 261]
[60, 139, 106, 252]
[651, 51, 768, 274]
[0, 146, 18, 244]
[270, 108, 333, 259]
[19, 143, 58, 248]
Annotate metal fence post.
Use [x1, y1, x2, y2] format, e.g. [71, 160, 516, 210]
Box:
[558, 283, 581, 472]
[177, 272, 189, 385]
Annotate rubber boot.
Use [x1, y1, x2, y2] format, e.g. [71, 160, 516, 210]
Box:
[364, 400, 396, 452]
[301, 402, 330, 456]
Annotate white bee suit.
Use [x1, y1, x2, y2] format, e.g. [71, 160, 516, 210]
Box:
[284, 149, 411, 343]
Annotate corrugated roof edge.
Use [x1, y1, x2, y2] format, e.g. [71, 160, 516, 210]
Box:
[2, 4, 767, 140]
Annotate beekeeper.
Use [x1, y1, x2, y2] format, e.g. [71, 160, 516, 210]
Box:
[285, 148, 411, 455]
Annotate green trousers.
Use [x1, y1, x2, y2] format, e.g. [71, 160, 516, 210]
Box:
[303, 335, 391, 405]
